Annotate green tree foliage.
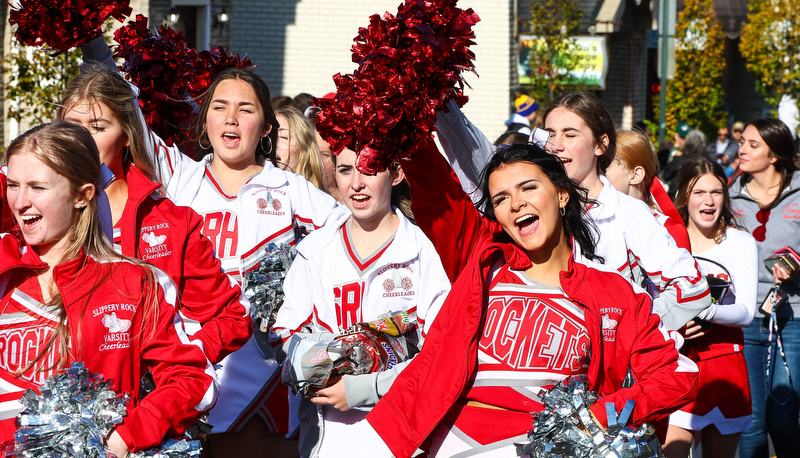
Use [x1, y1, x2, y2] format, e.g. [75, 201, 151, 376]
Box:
[655, 0, 727, 139]
[739, 0, 800, 108]
[2, 44, 82, 129]
[521, 0, 585, 108]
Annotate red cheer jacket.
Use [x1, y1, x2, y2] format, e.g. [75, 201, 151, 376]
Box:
[0, 234, 218, 451]
[365, 142, 698, 458]
[117, 163, 251, 363]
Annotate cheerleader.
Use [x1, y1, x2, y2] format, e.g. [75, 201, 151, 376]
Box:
[435, 95, 710, 331]
[605, 129, 691, 250]
[80, 37, 339, 457]
[272, 148, 449, 457]
[0, 122, 218, 456]
[663, 158, 757, 457]
[364, 141, 698, 457]
[57, 61, 251, 365]
[541, 94, 709, 330]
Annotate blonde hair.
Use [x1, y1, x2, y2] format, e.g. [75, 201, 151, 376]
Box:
[5, 122, 160, 375]
[615, 130, 659, 208]
[276, 107, 328, 192]
[58, 62, 161, 185]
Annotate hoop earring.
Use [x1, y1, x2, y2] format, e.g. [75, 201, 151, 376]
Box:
[199, 134, 212, 150]
[560, 206, 566, 216]
[261, 136, 273, 155]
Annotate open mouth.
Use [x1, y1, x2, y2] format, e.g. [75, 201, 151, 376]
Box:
[699, 208, 716, 220]
[20, 214, 42, 227]
[515, 213, 539, 235]
[351, 194, 370, 208]
[221, 132, 240, 146]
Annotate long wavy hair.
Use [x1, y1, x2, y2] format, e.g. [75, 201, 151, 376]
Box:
[675, 157, 739, 243]
[194, 68, 279, 166]
[476, 143, 602, 262]
[57, 62, 160, 184]
[4, 122, 160, 376]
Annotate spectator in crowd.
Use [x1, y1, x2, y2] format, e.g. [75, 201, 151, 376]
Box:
[503, 95, 538, 136]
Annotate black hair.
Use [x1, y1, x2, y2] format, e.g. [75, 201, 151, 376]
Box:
[494, 131, 529, 147]
[476, 143, 602, 262]
[740, 118, 799, 207]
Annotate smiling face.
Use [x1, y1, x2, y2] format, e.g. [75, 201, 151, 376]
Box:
[737, 125, 774, 175]
[488, 161, 569, 259]
[336, 149, 402, 229]
[544, 107, 607, 194]
[6, 152, 83, 263]
[686, 173, 724, 237]
[62, 100, 129, 175]
[275, 114, 298, 170]
[205, 78, 269, 169]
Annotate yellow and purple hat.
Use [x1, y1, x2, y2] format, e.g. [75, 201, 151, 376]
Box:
[514, 95, 539, 117]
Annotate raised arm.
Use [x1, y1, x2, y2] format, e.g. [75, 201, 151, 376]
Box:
[401, 141, 499, 281]
[435, 100, 495, 204]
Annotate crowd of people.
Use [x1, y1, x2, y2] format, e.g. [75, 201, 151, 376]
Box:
[0, 20, 799, 458]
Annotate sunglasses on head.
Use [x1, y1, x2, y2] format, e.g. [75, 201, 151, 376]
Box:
[753, 208, 770, 242]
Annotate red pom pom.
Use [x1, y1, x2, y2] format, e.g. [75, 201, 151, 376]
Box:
[114, 15, 253, 148]
[315, 0, 479, 174]
[9, 0, 132, 53]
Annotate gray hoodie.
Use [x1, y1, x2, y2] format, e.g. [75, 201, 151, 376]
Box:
[729, 172, 800, 318]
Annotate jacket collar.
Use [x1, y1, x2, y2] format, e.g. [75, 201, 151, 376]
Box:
[0, 234, 89, 292]
[588, 176, 617, 220]
[123, 162, 161, 204]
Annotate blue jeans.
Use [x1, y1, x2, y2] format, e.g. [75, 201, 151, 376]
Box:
[739, 314, 800, 458]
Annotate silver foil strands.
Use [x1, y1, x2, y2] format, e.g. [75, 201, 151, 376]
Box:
[515, 376, 663, 458]
[7, 362, 201, 458]
[281, 312, 419, 395]
[242, 242, 298, 330]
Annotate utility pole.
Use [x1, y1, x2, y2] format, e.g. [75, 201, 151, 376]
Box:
[658, 0, 675, 144]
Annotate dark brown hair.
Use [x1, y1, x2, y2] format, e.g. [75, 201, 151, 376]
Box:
[675, 157, 738, 243]
[195, 68, 279, 166]
[543, 92, 616, 175]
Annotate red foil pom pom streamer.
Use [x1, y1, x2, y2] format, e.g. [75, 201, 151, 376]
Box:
[114, 15, 253, 148]
[9, 0, 132, 54]
[315, 0, 480, 175]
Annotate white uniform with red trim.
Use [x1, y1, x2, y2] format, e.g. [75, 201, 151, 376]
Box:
[669, 227, 757, 434]
[272, 205, 449, 458]
[584, 178, 711, 331]
[146, 138, 339, 434]
[429, 261, 591, 457]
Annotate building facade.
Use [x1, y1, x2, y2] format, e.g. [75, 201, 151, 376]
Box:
[1, 0, 769, 147]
